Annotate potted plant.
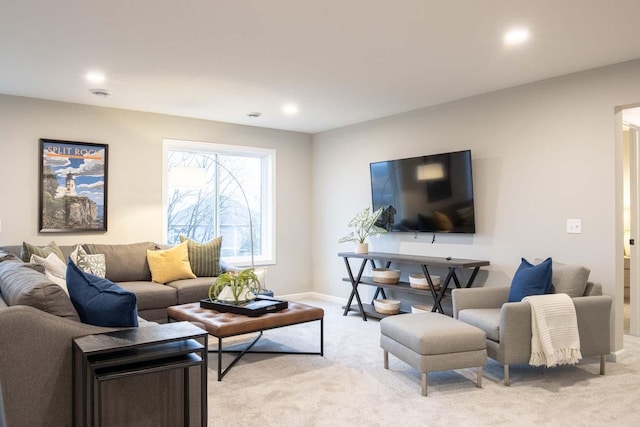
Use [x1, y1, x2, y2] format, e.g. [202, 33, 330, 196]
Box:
[338, 207, 387, 253]
[208, 268, 261, 304]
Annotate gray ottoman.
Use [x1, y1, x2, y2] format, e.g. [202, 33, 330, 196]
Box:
[380, 312, 487, 396]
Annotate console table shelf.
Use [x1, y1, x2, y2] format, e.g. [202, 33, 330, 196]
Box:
[341, 276, 446, 296]
[339, 251, 489, 320]
[342, 302, 409, 319]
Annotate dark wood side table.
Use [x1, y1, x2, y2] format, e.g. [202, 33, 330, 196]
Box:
[73, 321, 208, 427]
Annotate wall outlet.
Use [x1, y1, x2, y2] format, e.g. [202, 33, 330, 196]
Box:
[567, 219, 582, 234]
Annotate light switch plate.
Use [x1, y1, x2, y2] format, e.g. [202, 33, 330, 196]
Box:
[567, 219, 582, 234]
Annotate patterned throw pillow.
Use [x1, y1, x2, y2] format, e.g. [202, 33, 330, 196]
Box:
[21, 241, 64, 263]
[70, 245, 107, 278]
[179, 235, 222, 277]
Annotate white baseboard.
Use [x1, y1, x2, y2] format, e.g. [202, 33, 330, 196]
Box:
[277, 292, 347, 305]
[609, 347, 626, 362]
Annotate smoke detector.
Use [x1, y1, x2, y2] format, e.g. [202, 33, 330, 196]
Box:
[89, 88, 111, 98]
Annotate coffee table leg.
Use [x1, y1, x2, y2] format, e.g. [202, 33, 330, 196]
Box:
[218, 337, 223, 381]
[215, 331, 264, 381]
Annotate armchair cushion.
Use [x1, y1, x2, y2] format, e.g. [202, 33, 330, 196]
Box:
[508, 257, 552, 302]
[458, 308, 500, 341]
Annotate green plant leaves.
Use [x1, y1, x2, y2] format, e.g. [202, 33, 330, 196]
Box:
[208, 268, 260, 304]
[338, 207, 387, 244]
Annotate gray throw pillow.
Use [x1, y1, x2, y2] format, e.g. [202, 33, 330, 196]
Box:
[534, 258, 590, 297]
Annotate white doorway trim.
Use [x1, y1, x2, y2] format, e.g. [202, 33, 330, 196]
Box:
[620, 106, 640, 337]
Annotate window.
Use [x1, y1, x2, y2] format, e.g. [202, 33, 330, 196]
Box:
[163, 139, 275, 266]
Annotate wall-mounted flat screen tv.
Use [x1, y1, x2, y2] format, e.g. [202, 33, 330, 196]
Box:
[370, 149, 476, 233]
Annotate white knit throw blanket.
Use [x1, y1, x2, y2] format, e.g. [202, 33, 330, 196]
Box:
[522, 293, 582, 367]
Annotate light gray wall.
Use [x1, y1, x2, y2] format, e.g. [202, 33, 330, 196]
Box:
[0, 94, 313, 295]
[312, 59, 640, 353]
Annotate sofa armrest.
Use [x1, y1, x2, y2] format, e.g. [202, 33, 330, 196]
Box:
[0, 306, 115, 427]
[497, 295, 612, 365]
[573, 295, 612, 356]
[452, 286, 510, 318]
[498, 301, 534, 363]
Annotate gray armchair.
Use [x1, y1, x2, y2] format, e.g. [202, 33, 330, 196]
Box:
[452, 282, 612, 385]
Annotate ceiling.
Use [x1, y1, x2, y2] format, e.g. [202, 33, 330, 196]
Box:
[2, 0, 640, 134]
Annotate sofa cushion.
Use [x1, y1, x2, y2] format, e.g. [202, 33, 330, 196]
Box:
[83, 242, 155, 282]
[66, 260, 138, 327]
[179, 235, 222, 277]
[0, 259, 80, 321]
[458, 308, 501, 342]
[508, 257, 552, 302]
[116, 281, 178, 311]
[20, 241, 64, 263]
[534, 258, 590, 298]
[166, 277, 215, 304]
[146, 241, 196, 283]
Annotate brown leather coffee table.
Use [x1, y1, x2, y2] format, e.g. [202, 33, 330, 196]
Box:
[167, 301, 324, 380]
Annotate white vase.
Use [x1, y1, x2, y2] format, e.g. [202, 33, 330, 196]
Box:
[216, 286, 256, 303]
[355, 242, 369, 254]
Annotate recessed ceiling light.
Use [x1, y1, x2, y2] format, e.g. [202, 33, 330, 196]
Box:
[89, 88, 111, 98]
[86, 72, 106, 83]
[282, 103, 299, 115]
[504, 28, 529, 45]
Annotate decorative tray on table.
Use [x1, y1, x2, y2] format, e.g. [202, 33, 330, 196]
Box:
[199, 297, 288, 317]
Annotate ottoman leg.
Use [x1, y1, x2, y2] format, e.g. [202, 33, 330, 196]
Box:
[421, 373, 428, 396]
[504, 365, 510, 386]
[383, 350, 389, 369]
[476, 366, 483, 388]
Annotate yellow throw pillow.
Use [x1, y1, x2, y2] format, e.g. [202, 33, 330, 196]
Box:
[146, 241, 196, 283]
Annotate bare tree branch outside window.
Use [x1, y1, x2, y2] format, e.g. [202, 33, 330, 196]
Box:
[167, 150, 263, 259]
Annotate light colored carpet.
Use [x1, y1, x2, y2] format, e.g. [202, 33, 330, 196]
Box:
[207, 298, 640, 426]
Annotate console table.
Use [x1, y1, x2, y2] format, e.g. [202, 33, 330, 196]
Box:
[73, 321, 208, 427]
[339, 251, 490, 320]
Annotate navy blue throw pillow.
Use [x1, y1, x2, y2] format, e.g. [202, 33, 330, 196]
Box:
[508, 257, 553, 302]
[67, 258, 139, 327]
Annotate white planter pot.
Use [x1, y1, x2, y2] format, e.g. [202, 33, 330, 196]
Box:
[216, 286, 256, 303]
[355, 242, 369, 254]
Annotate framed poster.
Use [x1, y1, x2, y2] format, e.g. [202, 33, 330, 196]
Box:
[39, 139, 108, 232]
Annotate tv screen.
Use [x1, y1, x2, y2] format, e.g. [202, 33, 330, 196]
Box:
[370, 150, 476, 233]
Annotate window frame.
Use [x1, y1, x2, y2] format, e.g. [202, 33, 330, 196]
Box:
[162, 138, 276, 266]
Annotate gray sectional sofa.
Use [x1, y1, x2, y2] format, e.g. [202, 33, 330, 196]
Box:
[0, 241, 222, 427]
[0, 241, 221, 322]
